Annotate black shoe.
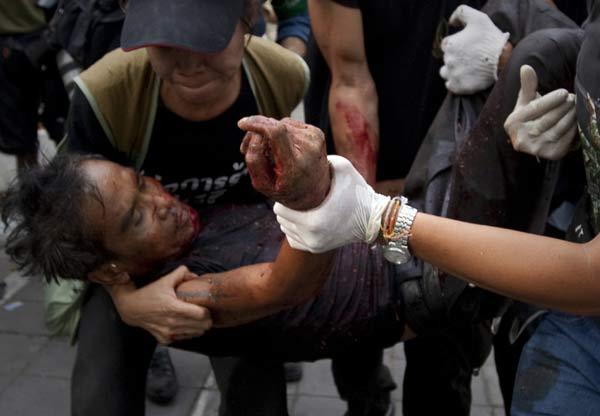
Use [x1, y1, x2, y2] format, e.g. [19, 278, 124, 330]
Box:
[146, 346, 178, 404]
[284, 362, 303, 382]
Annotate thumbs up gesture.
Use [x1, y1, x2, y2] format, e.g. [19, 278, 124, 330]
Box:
[504, 65, 577, 160]
[440, 5, 509, 95]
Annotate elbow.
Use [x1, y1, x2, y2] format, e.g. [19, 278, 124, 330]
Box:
[279, 282, 323, 308]
[259, 286, 314, 312]
[279, 267, 330, 307]
[331, 71, 376, 94]
[255, 268, 329, 312]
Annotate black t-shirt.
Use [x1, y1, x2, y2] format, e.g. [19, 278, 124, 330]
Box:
[67, 70, 263, 211]
[308, 0, 486, 180]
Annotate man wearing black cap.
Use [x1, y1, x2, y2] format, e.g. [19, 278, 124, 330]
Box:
[50, 0, 313, 414]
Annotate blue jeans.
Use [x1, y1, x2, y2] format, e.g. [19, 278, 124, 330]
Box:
[511, 312, 600, 415]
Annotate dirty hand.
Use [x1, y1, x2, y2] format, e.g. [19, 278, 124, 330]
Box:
[504, 65, 577, 160]
[440, 5, 509, 95]
[107, 266, 212, 344]
[274, 155, 390, 253]
[239, 116, 330, 210]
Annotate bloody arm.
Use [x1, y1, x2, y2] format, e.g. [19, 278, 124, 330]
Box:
[309, 0, 379, 185]
[177, 116, 334, 326]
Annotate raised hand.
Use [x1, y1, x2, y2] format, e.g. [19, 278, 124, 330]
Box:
[238, 116, 330, 210]
[504, 65, 577, 160]
[440, 5, 509, 95]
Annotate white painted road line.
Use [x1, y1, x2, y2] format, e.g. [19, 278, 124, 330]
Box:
[190, 371, 217, 416]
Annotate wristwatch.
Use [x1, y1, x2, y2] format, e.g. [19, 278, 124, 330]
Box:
[382, 197, 417, 265]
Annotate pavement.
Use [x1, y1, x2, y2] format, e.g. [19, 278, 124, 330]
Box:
[0, 132, 505, 415]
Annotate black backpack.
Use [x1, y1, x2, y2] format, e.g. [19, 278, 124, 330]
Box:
[49, 0, 124, 68]
[399, 93, 511, 335]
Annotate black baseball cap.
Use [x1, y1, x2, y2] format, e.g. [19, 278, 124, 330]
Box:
[121, 0, 245, 54]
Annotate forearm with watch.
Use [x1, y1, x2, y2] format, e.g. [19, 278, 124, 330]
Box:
[275, 155, 600, 315]
[274, 155, 415, 263]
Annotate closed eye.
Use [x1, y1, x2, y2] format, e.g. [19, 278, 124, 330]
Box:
[133, 210, 144, 227]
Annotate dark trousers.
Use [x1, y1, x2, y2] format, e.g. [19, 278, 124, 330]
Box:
[0, 33, 68, 155]
[333, 348, 396, 416]
[403, 323, 493, 415]
[71, 285, 395, 416]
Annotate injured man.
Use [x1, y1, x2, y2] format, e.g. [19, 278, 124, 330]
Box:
[2, 116, 415, 362]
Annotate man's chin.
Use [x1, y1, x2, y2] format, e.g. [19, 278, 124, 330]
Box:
[178, 230, 200, 257]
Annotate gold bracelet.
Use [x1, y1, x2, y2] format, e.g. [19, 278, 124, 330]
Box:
[383, 197, 401, 241]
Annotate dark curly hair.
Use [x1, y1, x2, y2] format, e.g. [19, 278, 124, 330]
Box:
[1, 154, 110, 282]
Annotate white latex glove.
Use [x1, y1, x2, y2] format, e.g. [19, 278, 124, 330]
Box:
[504, 65, 577, 161]
[440, 5, 509, 95]
[274, 155, 390, 253]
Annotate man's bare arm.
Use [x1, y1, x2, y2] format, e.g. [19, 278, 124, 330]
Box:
[176, 116, 335, 327]
[176, 239, 334, 327]
[310, 0, 379, 185]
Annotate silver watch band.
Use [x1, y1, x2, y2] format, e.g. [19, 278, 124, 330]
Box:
[382, 197, 417, 264]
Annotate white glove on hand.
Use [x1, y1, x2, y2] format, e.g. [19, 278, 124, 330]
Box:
[440, 5, 509, 95]
[504, 65, 577, 161]
[274, 155, 390, 253]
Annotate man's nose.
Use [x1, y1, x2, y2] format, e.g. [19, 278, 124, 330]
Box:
[177, 51, 207, 71]
[151, 193, 175, 220]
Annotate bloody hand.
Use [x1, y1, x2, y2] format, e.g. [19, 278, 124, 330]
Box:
[238, 116, 330, 210]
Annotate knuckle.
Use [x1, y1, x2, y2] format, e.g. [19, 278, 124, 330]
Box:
[513, 137, 523, 152]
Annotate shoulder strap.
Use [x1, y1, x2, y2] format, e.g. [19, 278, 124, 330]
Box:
[74, 47, 160, 170]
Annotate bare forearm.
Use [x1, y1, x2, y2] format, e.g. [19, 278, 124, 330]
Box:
[176, 239, 334, 327]
[329, 80, 379, 184]
[310, 0, 378, 184]
[410, 213, 600, 314]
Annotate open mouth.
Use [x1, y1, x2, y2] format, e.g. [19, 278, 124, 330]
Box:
[189, 208, 201, 235]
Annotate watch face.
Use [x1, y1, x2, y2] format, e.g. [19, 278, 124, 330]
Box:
[383, 246, 408, 264]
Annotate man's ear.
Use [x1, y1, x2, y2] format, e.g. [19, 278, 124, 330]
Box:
[87, 262, 130, 286]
